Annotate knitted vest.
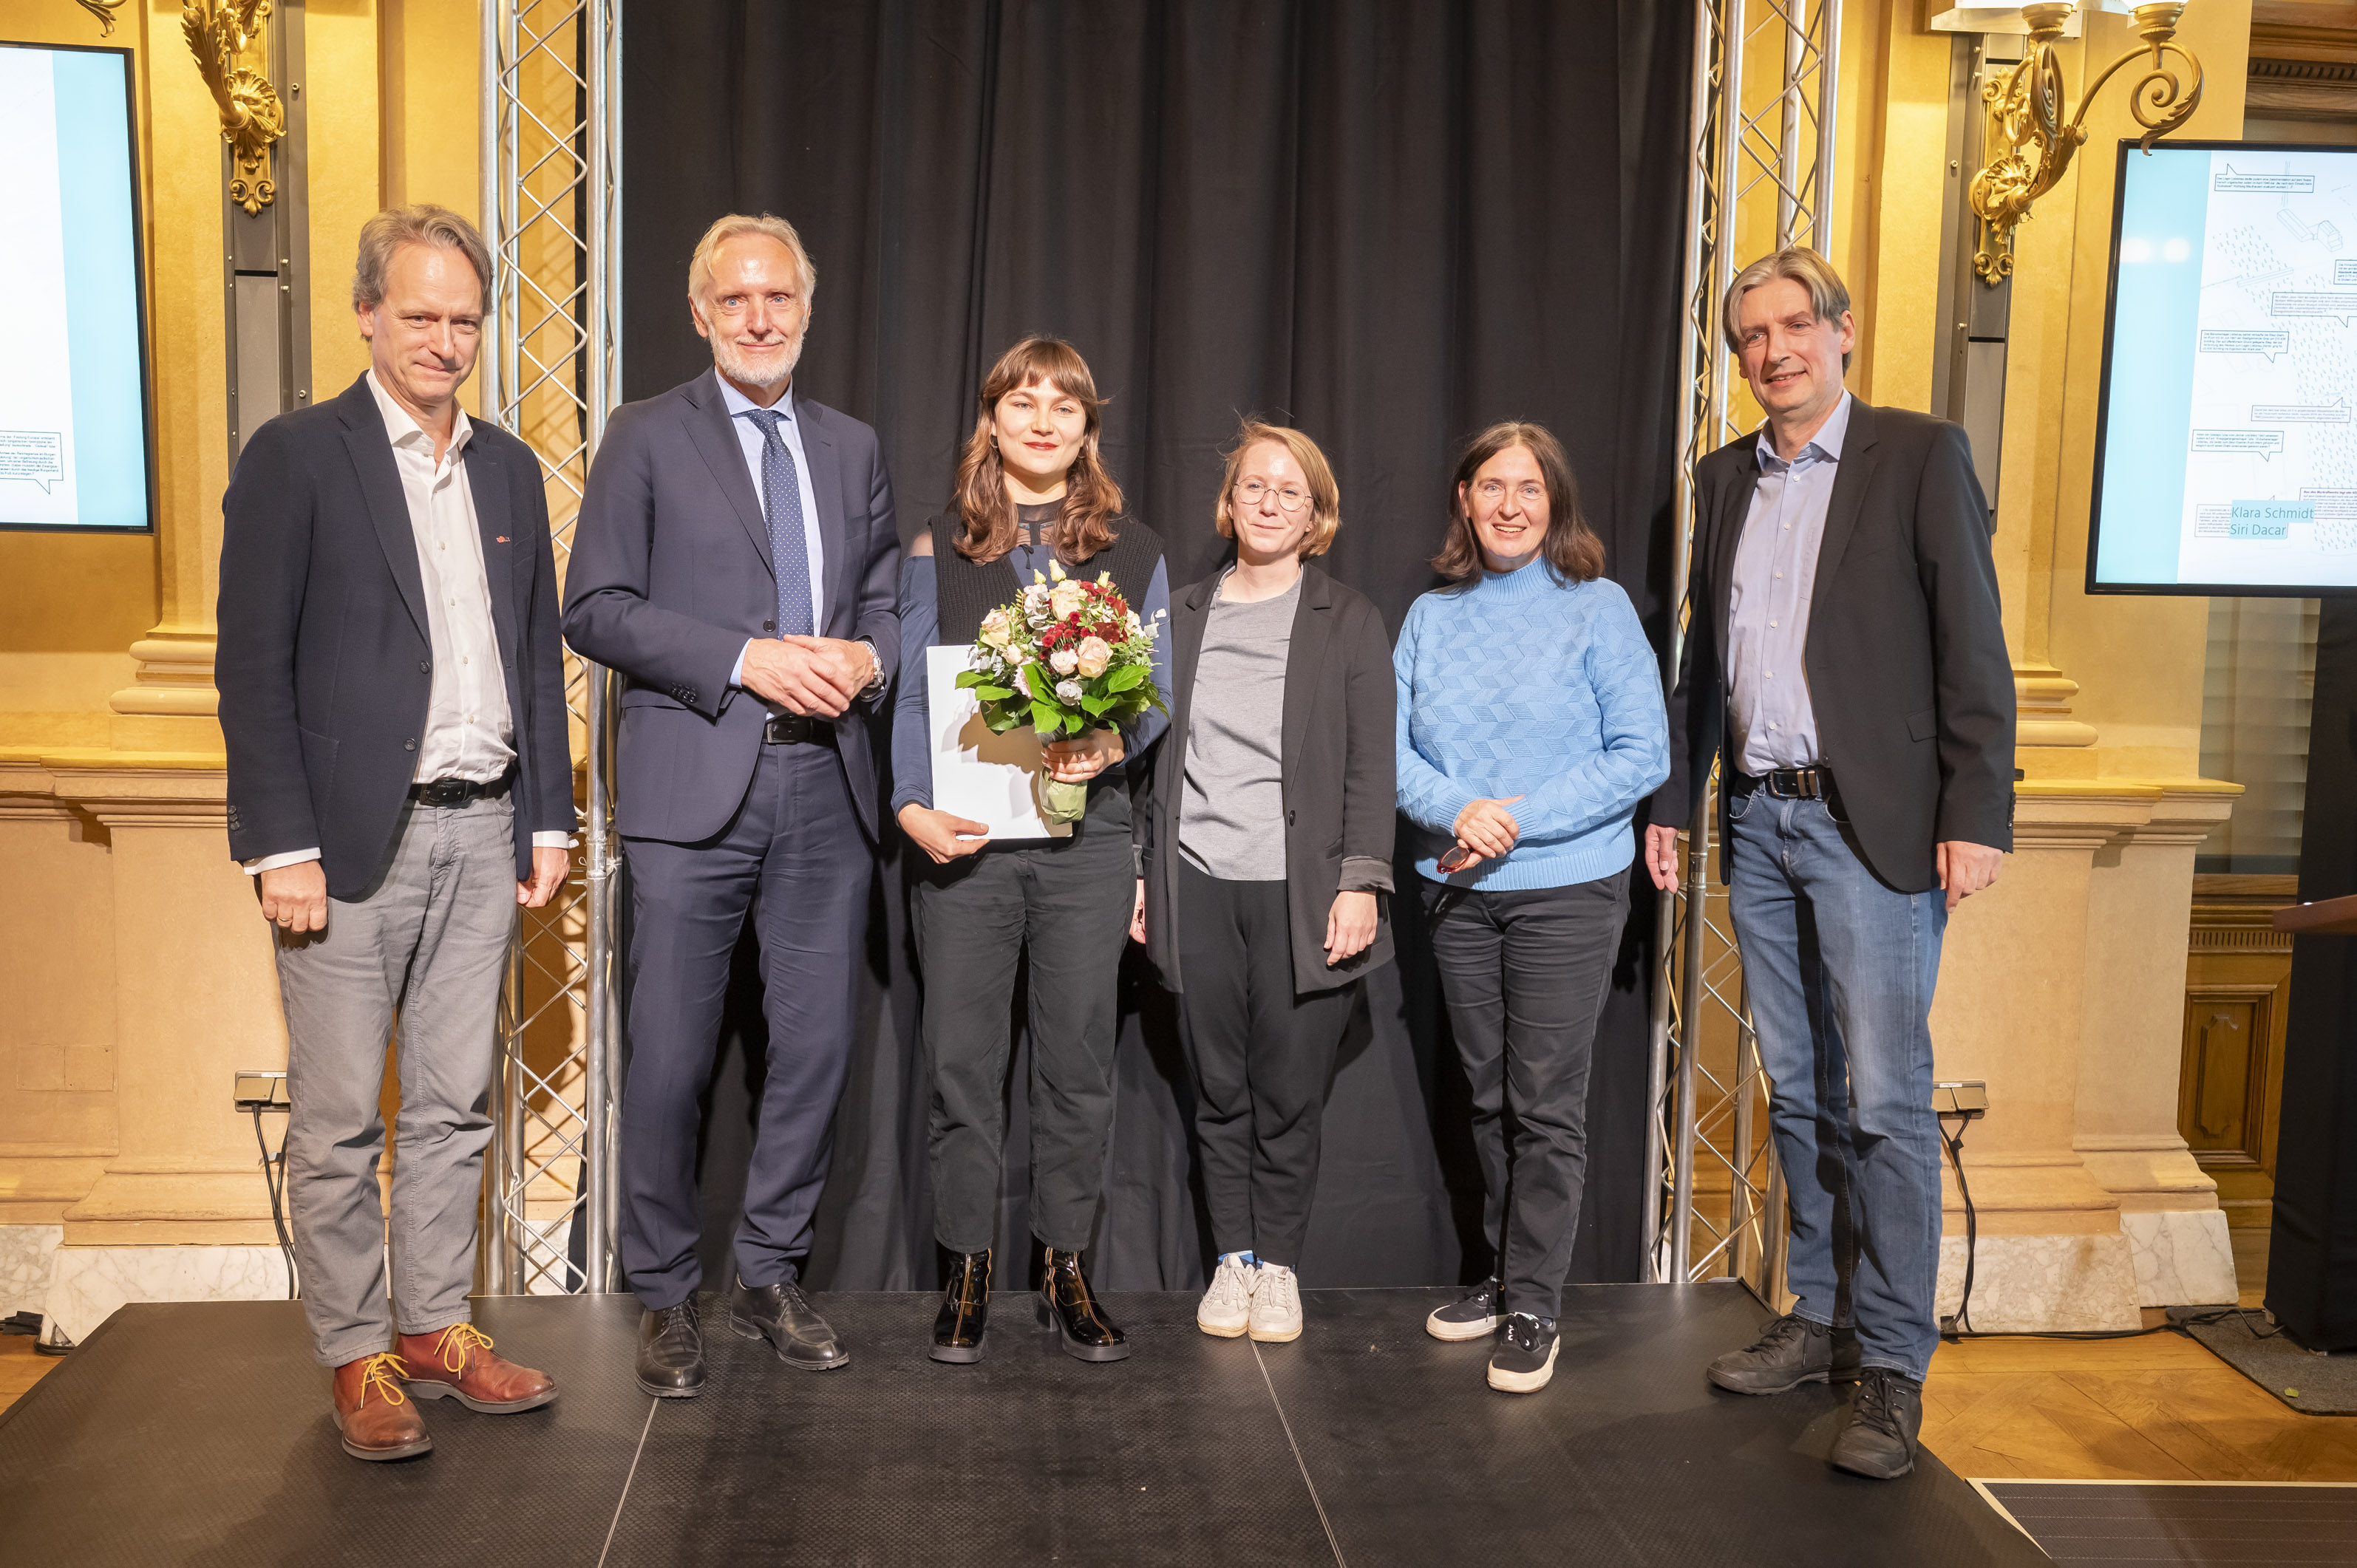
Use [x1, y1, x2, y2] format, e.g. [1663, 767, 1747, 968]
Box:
[929, 509, 1165, 647]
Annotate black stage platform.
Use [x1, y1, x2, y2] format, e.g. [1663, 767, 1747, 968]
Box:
[0, 1282, 2047, 1567]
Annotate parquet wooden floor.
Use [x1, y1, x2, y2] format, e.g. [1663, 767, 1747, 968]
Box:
[0, 1336, 58, 1419]
[1923, 1326, 2357, 1483]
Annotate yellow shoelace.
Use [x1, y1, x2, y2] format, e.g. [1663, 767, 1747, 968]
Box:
[358, 1352, 411, 1407]
[433, 1322, 494, 1374]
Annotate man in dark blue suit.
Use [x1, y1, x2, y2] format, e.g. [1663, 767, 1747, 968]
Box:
[563, 213, 899, 1397]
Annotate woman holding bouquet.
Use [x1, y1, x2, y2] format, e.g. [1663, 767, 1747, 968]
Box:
[890, 336, 1169, 1365]
[1394, 423, 1666, 1396]
[1135, 421, 1395, 1346]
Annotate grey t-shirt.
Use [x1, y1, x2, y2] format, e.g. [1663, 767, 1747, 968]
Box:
[1178, 573, 1300, 882]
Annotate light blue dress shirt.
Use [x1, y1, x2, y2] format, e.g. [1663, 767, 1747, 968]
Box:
[1726, 391, 1851, 775]
[722, 378, 831, 692]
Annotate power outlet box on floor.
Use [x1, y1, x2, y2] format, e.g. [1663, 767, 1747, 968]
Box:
[1933, 1080, 1988, 1117]
[234, 1070, 289, 1111]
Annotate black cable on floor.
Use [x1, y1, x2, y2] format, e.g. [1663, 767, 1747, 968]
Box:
[253, 1105, 298, 1300]
[1937, 1109, 1979, 1337]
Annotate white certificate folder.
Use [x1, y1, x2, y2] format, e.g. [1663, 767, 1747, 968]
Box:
[925, 645, 1070, 840]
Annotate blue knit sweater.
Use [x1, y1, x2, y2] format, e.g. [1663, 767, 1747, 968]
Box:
[1393, 564, 1669, 890]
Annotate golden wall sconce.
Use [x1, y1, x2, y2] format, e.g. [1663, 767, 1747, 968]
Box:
[183, 1, 286, 217]
[1968, 1, 2205, 284]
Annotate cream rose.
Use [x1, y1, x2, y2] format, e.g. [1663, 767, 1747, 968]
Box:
[979, 607, 1013, 650]
[1050, 647, 1080, 675]
[1050, 579, 1089, 620]
[1075, 636, 1112, 678]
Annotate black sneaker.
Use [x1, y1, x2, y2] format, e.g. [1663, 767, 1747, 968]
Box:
[1426, 1278, 1503, 1343]
[1705, 1312, 1861, 1395]
[1829, 1366, 1924, 1479]
[1486, 1312, 1560, 1394]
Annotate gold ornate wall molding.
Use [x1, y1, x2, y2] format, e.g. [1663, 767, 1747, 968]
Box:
[2248, 2, 2357, 120]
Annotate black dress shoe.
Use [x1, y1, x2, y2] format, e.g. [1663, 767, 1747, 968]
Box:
[1705, 1312, 1862, 1395]
[1036, 1247, 1129, 1363]
[636, 1298, 705, 1399]
[1829, 1366, 1924, 1479]
[727, 1276, 849, 1371]
[932, 1249, 991, 1365]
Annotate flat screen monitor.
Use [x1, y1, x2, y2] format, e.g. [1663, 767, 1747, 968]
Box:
[0, 41, 152, 533]
[2088, 140, 2357, 596]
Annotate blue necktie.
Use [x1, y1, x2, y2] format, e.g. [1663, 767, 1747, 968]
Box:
[745, 408, 814, 638]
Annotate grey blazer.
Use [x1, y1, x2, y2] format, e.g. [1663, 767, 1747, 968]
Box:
[562, 369, 900, 843]
[1140, 563, 1395, 996]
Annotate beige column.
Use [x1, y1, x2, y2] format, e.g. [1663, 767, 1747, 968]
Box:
[1928, 783, 2157, 1332]
[2075, 781, 2242, 1306]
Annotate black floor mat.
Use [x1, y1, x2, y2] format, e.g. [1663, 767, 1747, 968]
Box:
[0, 1284, 2044, 1567]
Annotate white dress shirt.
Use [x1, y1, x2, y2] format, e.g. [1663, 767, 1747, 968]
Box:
[245, 372, 572, 874]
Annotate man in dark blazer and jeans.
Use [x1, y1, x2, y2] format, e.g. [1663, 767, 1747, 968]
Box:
[1645, 248, 2015, 1480]
[563, 213, 898, 1398]
[218, 206, 573, 1462]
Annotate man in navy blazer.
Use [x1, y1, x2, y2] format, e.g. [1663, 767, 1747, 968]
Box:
[218, 206, 571, 1462]
[562, 213, 899, 1397]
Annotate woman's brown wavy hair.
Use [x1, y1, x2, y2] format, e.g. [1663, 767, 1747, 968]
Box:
[1431, 421, 1606, 586]
[952, 336, 1126, 564]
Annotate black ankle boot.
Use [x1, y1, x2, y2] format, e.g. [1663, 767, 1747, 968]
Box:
[1037, 1247, 1129, 1363]
[931, 1248, 991, 1365]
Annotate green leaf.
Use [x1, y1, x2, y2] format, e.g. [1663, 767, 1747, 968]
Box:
[1103, 664, 1146, 692]
[1064, 712, 1085, 734]
[984, 709, 1022, 734]
[1023, 663, 1055, 701]
[953, 669, 984, 689]
[1081, 692, 1113, 717]
[1030, 701, 1062, 734]
[971, 684, 1013, 701]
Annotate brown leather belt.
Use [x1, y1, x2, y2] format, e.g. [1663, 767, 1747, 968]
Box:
[763, 714, 837, 747]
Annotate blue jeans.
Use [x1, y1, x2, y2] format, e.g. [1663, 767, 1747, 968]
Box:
[1726, 783, 1947, 1380]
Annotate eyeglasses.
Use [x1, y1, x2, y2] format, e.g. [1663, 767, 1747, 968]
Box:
[1234, 479, 1312, 513]
[1475, 480, 1547, 506]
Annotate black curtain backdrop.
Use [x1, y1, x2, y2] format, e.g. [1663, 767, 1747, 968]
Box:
[616, 0, 1692, 1295]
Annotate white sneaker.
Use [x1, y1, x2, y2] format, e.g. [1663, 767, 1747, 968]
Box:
[1248, 1263, 1303, 1343]
[1197, 1255, 1257, 1337]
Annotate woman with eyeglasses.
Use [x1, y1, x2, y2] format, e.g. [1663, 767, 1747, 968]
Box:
[1135, 420, 1395, 1346]
[1393, 422, 1666, 1395]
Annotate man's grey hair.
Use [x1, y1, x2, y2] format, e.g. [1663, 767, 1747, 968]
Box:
[1722, 246, 1852, 369]
[352, 204, 492, 310]
[687, 213, 818, 310]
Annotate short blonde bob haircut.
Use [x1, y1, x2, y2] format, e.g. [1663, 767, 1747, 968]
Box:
[1721, 245, 1851, 371]
[1214, 420, 1341, 559]
[687, 212, 817, 308]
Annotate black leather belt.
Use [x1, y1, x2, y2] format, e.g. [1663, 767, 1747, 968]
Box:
[1739, 765, 1834, 800]
[764, 713, 837, 747]
[411, 772, 512, 807]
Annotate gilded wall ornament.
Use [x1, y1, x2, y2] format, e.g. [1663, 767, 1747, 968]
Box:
[183, 1, 285, 217]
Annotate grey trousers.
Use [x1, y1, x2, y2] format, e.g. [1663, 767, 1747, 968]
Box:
[276, 794, 517, 1368]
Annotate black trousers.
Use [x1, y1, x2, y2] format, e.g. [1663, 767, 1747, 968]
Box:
[619, 740, 871, 1310]
[1423, 867, 1630, 1319]
[913, 785, 1135, 1255]
[1174, 859, 1358, 1269]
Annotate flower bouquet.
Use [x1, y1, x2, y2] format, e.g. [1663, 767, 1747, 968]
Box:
[957, 560, 1165, 825]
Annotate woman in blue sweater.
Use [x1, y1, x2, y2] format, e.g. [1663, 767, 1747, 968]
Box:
[1394, 422, 1667, 1396]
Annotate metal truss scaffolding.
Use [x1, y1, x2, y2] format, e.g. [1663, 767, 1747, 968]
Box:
[480, 0, 623, 1297]
[1645, 0, 1839, 1291]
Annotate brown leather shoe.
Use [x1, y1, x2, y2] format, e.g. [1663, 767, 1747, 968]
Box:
[332, 1353, 431, 1462]
[397, 1323, 557, 1414]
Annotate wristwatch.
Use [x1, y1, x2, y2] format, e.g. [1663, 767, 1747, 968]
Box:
[857, 638, 886, 698]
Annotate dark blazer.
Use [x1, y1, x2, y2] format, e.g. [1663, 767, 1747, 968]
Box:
[1653, 399, 2015, 893]
[217, 373, 574, 899]
[561, 369, 899, 843]
[1140, 564, 1395, 996]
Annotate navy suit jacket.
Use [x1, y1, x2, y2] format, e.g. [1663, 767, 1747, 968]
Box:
[217, 373, 575, 898]
[561, 369, 900, 843]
